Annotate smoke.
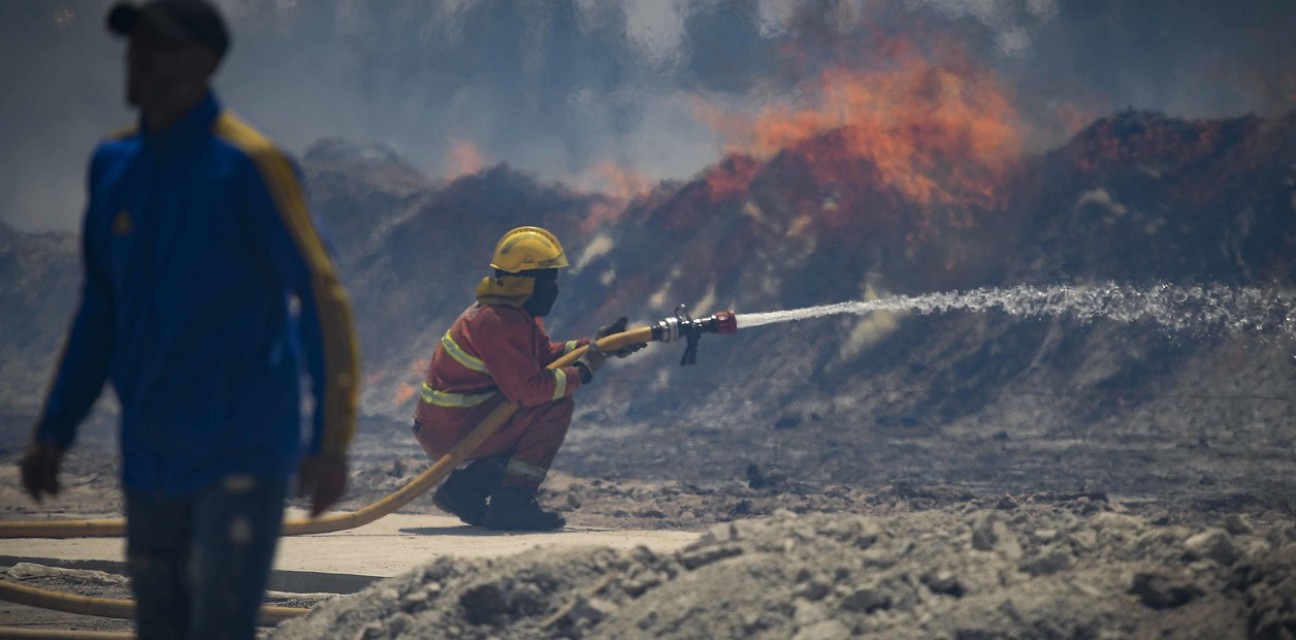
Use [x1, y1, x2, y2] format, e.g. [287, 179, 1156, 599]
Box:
[3, 0, 1293, 231]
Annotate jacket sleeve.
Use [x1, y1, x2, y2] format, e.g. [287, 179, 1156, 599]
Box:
[34, 150, 116, 450]
[539, 333, 588, 367]
[238, 151, 360, 459]
[473, 310, 583, 408]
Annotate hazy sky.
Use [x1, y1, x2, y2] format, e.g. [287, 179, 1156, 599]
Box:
[2, 0, 1293, 231]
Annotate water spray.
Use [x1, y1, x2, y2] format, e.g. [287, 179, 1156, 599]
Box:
[633, 282, 1296, 371]
[735, 283, 1296, 337]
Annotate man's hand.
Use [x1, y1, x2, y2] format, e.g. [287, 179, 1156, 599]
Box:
[19, 440, 63, 503]
[595, 317, 647, 359]
[297, 453, 348, 518]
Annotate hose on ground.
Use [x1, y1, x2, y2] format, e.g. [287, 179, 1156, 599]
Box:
[0, 329, 654, 625]
[0, 327, 652, 539]
[0, 578, 307, 625]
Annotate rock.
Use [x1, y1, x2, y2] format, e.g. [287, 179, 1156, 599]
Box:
[1130, 572, 1204, 609]
[971, 515, 998, 551]
[385, 613, 413, 637]
[459, 584, 510, 625]
[921, 570, 965, 597]
[622, 571, 664, 598]
[1068, 529, 1098, 551]
[1224, 514, 1253, 536]
[1020, 546, 1073, 576]
[795, 577, 832, 601]
[840, 587, 891, 613]
[679, 544, 744, 570]
[971, 514, 1022, 559]
[569, 596, 619, 625]
[358, 622, 384, 640]
[794, 602, 827, 626]
[1183, 528, 1239, 565]
[400, 590, 429, 612]
[793, 620, 852, 640]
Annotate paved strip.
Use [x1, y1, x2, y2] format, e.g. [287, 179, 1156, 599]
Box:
[0, 511, 701, 579]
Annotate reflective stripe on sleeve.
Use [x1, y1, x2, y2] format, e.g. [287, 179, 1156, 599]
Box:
[441, 331, 488, 374]
[419, 382, 496, 408]
[562, 340, 579, 355]
[551, 368, 567, 401]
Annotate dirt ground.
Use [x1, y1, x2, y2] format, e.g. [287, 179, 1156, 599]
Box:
[2, 413, 1295, 638]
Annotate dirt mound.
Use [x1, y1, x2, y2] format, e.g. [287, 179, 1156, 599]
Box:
[269, 507, 1296, 640]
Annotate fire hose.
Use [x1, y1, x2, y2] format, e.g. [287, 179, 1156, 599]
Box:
[0, 308, 738, 622]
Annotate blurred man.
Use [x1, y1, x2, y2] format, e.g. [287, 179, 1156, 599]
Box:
[413, 226, 642, 531]
[17, 1, 360, 638]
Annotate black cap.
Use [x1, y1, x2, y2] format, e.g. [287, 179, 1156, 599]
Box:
[107, 0, 231, 60]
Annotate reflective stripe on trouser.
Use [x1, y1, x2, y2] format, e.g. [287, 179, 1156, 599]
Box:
[414, 395, 574, 490]
[419, 382, 496, 408]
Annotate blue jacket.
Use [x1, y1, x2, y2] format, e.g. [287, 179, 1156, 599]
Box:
[35, 93, 360, 495]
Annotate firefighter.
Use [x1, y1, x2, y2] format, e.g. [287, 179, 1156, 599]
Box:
[412, 226, 641, 531]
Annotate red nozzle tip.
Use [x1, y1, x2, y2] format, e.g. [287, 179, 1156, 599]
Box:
[714, 310, 738, 335]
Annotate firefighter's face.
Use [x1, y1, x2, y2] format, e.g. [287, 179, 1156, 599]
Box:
[526, 270, 560, 317]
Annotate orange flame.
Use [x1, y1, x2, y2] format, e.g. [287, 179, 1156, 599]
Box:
[387, 358, 429, 408]
[392, 382, 417, 406]
[586, 161, 648, 201]
[698, 47, 1023, 211]
[576, 162, 654, 233]
[444, 140, 485, 179]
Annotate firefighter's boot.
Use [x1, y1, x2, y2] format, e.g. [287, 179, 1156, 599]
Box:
[483, 486, 566, 531]
[432, 457, 506, 526]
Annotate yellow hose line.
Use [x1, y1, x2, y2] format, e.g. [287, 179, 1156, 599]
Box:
[0, 579, 307, 625]
[0, 329, 655, 626]
[281, 326, 653, 535]
[0, 329, 649, 628]
[0, 627, 133, 640]
[0, 327, 654, 540]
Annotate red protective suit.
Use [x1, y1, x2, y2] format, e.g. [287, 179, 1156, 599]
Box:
[414, 301, 587, 489]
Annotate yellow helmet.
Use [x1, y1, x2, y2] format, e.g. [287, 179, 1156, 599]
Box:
[489, 226, 570, 274]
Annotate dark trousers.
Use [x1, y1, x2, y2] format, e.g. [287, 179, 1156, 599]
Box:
[125, 474, 287, 640]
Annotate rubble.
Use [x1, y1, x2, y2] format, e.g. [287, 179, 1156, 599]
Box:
[271, 508, 1295, 640]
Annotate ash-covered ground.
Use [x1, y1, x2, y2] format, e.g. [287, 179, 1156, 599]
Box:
[3, 410, 1296, 638]
[271, 499, 1296, 640]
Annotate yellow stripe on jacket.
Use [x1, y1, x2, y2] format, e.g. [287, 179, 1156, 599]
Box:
[213, 113, 361, 458]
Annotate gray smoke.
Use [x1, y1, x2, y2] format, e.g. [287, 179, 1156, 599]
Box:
[2, 0, 1292, 231]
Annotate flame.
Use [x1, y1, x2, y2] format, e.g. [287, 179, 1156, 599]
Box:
[586, 161, 648, 201]
[392, 382, 417, 406]
[581, 199, 621, 234]
[574, 162, 652, 233]
[698, 46, 1023, 211]
[386, 358, 430, 408]
[704, 155, 761, 204]
[444, 140, 485, 179]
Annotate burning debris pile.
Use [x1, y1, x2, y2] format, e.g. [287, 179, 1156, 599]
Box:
[270, 506, 1296, 640]
[3, 104, 1294, 506]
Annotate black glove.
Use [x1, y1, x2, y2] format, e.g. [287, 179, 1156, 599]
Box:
[595, 317, 646, 359]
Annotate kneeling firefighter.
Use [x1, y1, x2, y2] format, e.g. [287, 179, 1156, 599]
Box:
[412, 226, 643, 530]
